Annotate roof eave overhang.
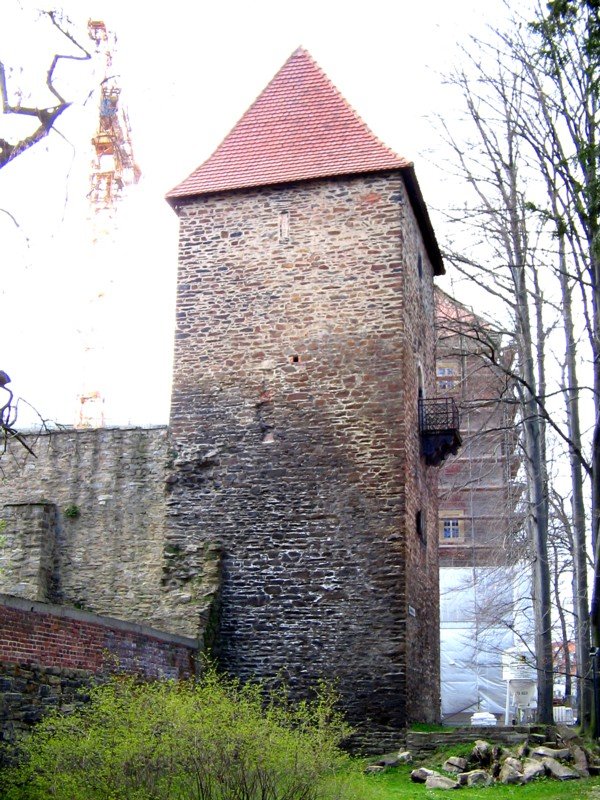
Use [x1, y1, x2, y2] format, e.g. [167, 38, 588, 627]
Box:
[401, 166, 444, 276]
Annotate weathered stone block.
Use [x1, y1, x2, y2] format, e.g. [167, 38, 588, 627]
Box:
[425, 774, 460, 790]
[542, 757, 580, 780]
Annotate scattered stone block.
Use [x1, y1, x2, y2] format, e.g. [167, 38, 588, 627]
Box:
[461, 769, 492, 787]
[472, 739, 492, 765]
[397, 750, 412, 763]
[522, 758, 546, 782]
[411, 767, 439, 783]
[499, 762, 523, 784]
[572, 745, 590, 777]
[503, 756, 523, 772]
[542, 756, 580, 780]
[377, 754, 401, 767]
[364, 765, 385, 774]
[532, 745, 571, 760]
[443, 756, 468, 773]
[516, 741, 529, 758]
[557, 724, 579, 741]
[425, 774, 460, 790]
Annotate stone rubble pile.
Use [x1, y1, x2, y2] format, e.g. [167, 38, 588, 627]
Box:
[368, 734, 600, 790]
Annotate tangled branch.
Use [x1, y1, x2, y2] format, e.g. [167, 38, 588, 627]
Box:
[0, 371, 35, 457]
[0, 11, 91, 169]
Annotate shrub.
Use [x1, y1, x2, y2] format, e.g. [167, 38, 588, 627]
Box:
[2, 670, 353, 800]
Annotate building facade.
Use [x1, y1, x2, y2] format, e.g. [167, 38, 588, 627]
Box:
[435, 289, 525, 721]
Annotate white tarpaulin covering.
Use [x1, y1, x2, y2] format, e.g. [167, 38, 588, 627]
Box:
[440, 567, 532, 720]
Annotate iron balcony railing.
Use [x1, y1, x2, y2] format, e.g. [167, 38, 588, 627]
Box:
[419, 397, 460, 434]
[419, 397, 462, 466]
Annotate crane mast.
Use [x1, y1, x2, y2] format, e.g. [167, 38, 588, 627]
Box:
[76, 20, 140, 427]
[88, 19, 140, 213]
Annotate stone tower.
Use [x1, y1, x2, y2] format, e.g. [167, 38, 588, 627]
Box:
[165, 48, 449, 745]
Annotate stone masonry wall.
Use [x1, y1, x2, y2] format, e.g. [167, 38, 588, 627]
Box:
[0, 594, 197, 757]
[1, 504, 57, 601]
[0, 427, 219, 638]
[403, 727, 547, 760]
[167, 171, 441, 742]
[401, 197, 441, 725]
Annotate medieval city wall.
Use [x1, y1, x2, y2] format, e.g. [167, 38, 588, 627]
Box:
[0, 174, 444, 745]
[0, 427, 181, 631]
[167, 171, 441, 739]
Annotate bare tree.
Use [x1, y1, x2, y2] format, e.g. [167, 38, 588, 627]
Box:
[439, 60, 554, 721]
[438, 0, 599, 728]
[0, 371, 35, 458]
[1, 9, 92, 455]
[0, 9, 90, 169]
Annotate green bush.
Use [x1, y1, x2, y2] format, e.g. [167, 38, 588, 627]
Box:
[2, 670, 353, 800]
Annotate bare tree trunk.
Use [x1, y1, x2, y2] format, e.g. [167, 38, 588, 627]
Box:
[556, 228, 592, 727]
[440, 56, 555, 723]
[551, 541, 573, 701]
[506, 123, 553, 723]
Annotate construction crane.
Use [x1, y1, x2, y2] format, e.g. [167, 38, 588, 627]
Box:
[76, 20, 141, 427]
[88, 19, 141, 212]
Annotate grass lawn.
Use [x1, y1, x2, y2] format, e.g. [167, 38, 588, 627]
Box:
[338, 763, 600, 799]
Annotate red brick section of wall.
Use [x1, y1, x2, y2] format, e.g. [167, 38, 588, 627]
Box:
[0, 595, 197, 679]
[167, 171, 440, 747]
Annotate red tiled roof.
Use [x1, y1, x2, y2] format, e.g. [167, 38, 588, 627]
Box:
[167, 47, 444, 275]
[167, 47, 411, 200]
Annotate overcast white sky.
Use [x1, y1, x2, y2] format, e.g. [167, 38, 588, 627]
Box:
[1, 0, 520, 429]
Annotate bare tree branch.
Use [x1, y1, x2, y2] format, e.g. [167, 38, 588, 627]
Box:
[0, 11, 90, 169]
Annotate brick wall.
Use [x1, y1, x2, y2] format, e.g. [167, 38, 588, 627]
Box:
[0, 594, 198, 757]
[168, 171, 441, 741]
[0, 595, 197, 676]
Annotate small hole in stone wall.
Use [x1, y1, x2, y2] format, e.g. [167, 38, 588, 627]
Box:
[279, 210, 290, 242]
[417, 253, 423, 280]
[291, 354, 299, 363]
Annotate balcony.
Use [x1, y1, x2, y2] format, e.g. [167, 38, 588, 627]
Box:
[419, 397, 462, 466]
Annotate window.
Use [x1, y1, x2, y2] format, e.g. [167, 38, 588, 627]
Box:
[439, 511, 464, 542]
[417, 253, 423, 280]
[436, 359, 460, 390]
[442, 519, 461, 539]
[417, 364, 424, 400]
